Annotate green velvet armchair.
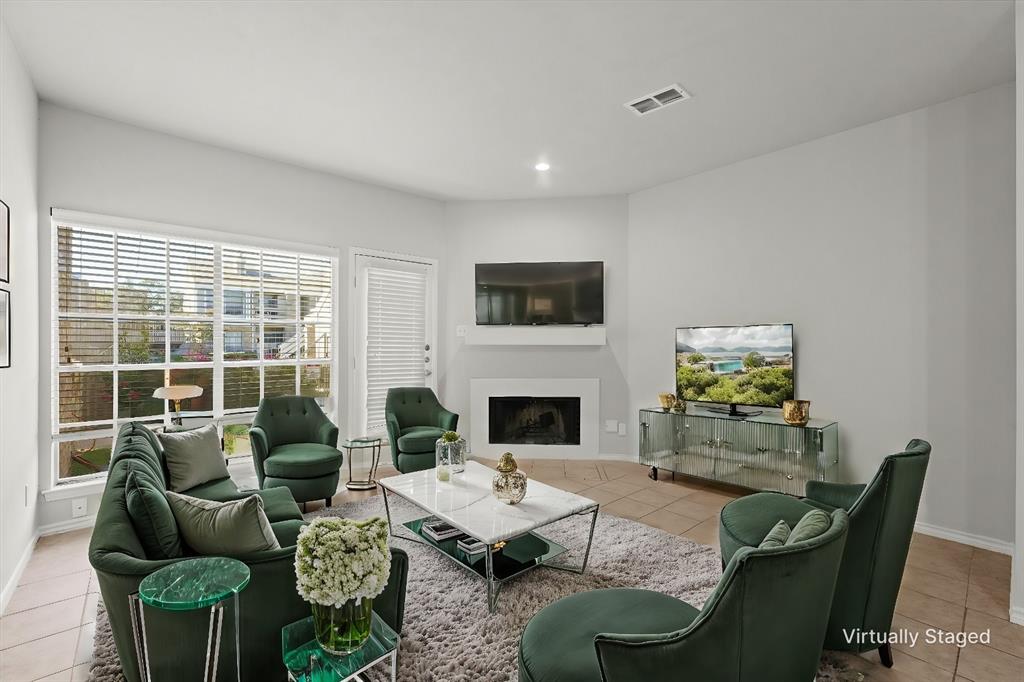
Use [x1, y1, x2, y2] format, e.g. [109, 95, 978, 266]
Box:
[384, 387, 458, 473]
[719, 439, 930, 666]
[519, 509, 849, 682]
[250, 396, 343, 506]
[89, 422, 409, 682]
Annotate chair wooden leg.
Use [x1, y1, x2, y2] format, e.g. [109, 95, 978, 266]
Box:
[325, 497, 332, 508]
[878, 642, 893, 668]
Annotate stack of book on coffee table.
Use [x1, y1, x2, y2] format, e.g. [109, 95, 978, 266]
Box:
[421, 518, 488, 556]
[420, 518, 464, 542]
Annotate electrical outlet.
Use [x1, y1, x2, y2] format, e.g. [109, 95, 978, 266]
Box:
[617, 422, 627, 436]
[456, 325, 467, 338]
[71, 498, 88, 518]
[604, 419, 618, 433]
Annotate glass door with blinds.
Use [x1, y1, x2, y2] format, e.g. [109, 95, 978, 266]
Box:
[351, 251, 437, 438]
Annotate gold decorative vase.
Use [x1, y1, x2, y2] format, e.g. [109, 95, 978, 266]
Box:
[658, 393, 686, 412]
[492, 452, 527, 505]
[782, 400, 811, 426]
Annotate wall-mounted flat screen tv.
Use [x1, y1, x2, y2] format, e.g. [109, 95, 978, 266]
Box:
[475, 261, 604, 325]
[675, 324, 795, 415]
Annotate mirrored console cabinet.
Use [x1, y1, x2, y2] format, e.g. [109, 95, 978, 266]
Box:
[638, 408, 839, 495]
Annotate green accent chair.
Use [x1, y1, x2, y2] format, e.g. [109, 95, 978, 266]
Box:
[89, 422, 409, 682]
[718, 439, 930, 667]
[384, 387, 458, 473]
[518, 509, 849, 682]
[250, 396, 343, 507]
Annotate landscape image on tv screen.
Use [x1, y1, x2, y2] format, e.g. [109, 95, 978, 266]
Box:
[675, 324, 794, 408]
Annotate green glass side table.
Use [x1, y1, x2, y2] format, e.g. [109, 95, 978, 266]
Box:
[129, 557, 250, 682]
[282, 612, 399, 682]
[342, 437, 383, 491]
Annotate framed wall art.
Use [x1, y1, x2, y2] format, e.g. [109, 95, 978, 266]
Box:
[0, 199, 9, 283]
[0, 288, 9, 369]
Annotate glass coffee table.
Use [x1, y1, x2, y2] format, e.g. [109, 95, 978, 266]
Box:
[282, 612, 399, 682]
[379, 461, 599, 613]
[341, 437, 383, 490]
[129, 556, 250, 682]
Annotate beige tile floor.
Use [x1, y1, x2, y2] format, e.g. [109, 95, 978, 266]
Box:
[2, 457, 1020, 681]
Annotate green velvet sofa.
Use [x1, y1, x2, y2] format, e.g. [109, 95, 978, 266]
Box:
[719, 439, 930, 666]
[384, 387, 458, 473]
[250, 396, 344, 506]
[88, 421, 409, 682]
[519, 509, 849, 682]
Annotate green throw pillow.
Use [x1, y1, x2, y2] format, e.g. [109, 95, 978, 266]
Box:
[125, 467, 183, 560]
[157, 423, 229, 492]
[758, 519, 791, 549]
[786, 509, 831, 545]
[165, 491, 281, 556]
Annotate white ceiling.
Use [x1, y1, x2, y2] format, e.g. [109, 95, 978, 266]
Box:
[2, 0, 1014, 200]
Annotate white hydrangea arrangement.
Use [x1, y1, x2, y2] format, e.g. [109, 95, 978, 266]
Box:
[294, 516, 391, 607]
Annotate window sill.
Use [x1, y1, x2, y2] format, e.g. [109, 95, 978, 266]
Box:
[42, 477, 107, 502]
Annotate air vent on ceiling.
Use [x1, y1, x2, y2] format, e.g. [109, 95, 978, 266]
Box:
[625, 84, 691, 116]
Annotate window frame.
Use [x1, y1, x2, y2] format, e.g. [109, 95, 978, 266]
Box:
[49, 210, 339, 487]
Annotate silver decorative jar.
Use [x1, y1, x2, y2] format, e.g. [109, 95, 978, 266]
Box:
[492, 452, 527, 504]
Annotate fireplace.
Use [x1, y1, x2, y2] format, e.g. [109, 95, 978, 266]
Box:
[470, 378, 599, 458]
[489, 396, 582, 446]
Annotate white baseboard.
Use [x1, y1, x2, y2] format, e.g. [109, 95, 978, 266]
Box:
[1010, 605, 1024, 626]
[37, 514, 97, 537]
[595, 453, 634, 461]
[914, 521, 1014, 555]
[1, 531, 40, 615]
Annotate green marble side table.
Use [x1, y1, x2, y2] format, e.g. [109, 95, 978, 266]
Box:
[129, 557, 250, 682]
[282, 612, 399, 682]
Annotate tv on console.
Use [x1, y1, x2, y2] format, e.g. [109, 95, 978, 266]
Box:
[475, 261, 604, 326]
[675, 323, 795, 416]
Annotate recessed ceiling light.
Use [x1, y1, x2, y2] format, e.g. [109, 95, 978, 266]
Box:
[534, 162, 550, 171]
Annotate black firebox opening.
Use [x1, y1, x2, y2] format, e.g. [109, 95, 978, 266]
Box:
[488, 396, 581, 445]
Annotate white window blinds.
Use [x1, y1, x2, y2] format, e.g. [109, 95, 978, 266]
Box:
[364, 266, 428, 431]
[53, 218, 337, 482]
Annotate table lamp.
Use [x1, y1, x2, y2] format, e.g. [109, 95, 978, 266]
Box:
[153, 385, 203, 425]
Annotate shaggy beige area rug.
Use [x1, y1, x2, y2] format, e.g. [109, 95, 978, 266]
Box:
[91, 495, 853, 681]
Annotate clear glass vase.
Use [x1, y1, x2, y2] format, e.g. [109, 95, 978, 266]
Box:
[311, 598, 374, 655]
[436, 435, 466, 475]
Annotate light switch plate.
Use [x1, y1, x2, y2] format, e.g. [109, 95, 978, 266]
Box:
[604, 419, 618, 433]
[456, 325, 468, 338]
[617, 423, 627, 436]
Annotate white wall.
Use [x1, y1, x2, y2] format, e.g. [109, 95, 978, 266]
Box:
[0, 21, 40, 606]
[440, 198, 631, 456]
[628, 83, 1016, 546]
[35, 104, 445, 528]
[1011, 0, 1024, 625]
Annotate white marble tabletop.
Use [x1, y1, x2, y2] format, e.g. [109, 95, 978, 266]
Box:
[378, 461, 598, 544]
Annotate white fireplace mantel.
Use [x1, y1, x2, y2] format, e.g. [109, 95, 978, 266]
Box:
[469, 378, 600, 460]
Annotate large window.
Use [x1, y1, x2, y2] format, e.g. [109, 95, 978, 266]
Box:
[52, 217, 336, 483]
